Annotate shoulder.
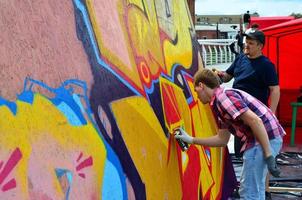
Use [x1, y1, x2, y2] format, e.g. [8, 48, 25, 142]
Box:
[259, 55, 273, 63]
[238, 54, 251, 64]
[227, 54, 247, 72]
[216, 89, 249, 119]
[257, 56, 275, 68]
[224, 89, 243, 100]
[216, 89, 244, 104]
[235, 53, 247, 62]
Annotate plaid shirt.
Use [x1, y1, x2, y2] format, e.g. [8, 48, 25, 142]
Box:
[210, 87, 285, 151]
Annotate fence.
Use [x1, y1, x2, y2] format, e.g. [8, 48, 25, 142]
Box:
[198, 39, 239, 66]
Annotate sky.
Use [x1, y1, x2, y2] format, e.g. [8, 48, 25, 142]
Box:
[195, 0, 302, 17]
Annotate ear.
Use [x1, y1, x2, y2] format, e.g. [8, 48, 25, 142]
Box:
[198, 82, 204, 89]
[258, 43, 264, 49]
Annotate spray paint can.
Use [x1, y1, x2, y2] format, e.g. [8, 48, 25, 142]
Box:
[174, 129, 189, 151]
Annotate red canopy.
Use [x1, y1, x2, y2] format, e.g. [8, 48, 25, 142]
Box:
[262, 18, 302, 125]
[249, 16, 295, 29]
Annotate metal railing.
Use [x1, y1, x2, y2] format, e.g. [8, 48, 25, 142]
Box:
[198, 39, 239, 66]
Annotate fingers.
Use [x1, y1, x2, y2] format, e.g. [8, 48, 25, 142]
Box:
[174, 134, 182, 139]
[269, 166, 281, 177]
[270, 170, 281, 177]
[266, 155, 281, 177]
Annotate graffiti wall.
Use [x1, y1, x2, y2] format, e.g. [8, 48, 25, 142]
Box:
[0, 0, 235, 199]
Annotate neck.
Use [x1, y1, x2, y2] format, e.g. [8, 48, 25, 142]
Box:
[247, 51, 262, 59]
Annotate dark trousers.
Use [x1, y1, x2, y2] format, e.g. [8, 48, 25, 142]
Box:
[234, 136, 243, 158]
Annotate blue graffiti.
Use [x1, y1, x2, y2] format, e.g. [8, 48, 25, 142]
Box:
[0, 96, 17, 115]
[55, 168, 73, 200]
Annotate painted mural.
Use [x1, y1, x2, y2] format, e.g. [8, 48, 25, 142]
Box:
[0, 0, 236, 199]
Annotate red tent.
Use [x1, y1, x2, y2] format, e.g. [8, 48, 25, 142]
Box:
[249, 16, 295, 29]
[262, 18, 302, 125]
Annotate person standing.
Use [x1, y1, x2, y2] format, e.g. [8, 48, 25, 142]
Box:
[229, 41, 239, 56]
[175, 68, 285, 200]
[243, 11, 251, 31]
[235, 30, 244, 53]
[214, 29, 280, 199]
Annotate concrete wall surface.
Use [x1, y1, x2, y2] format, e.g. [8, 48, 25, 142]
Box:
[0, 0, 234, 199]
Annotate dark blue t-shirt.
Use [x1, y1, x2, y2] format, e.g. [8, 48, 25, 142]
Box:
[226, 53, 278, 105]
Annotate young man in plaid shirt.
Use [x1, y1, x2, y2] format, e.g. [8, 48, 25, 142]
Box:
[175, 68, 285, 200]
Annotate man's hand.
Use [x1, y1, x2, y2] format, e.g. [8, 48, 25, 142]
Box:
[265, 155, 281, 177]
[211, 68, 224, 83]
[174, 128, 193, 144]
[212, 68, 224, 77]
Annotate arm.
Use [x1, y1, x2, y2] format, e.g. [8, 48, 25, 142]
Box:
[212, 69, 233, 83]
[269, 85, 280, 114]
[174, 128, 230, 147]
[239, 109, 281, 177]
[221, 72, 233, 83]
[193, 129, 230, 147]
[239, 109, 272, 157]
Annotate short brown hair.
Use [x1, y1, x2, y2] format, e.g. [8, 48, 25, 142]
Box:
[193, 69, 220, 89]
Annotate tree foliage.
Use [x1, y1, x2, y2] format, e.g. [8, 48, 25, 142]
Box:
[290, 13, 302, 19]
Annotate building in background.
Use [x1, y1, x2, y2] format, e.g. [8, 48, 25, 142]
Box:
[194, 15, 240, 39]
[196, 14, 241, 25]
[195, 23, 238, 39]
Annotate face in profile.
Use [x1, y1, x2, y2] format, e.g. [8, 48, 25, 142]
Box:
[194, 83, 210, 104]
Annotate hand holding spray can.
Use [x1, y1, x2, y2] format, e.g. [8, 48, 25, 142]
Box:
[174, 129, 189, 151]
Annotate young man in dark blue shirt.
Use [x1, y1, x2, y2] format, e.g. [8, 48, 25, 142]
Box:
[218, 29, 280, 114]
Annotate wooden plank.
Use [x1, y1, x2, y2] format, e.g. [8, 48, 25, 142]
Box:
[269, 186, 302, 192]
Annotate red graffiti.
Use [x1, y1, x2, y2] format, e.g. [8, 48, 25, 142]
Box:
[0, 148, 22, 192]
[76, 152, 93, 179]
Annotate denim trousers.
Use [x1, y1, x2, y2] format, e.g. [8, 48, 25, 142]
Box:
[239, 136, 283, 200]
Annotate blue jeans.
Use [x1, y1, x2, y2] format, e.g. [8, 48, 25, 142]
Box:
[239, 137, 283, 200]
